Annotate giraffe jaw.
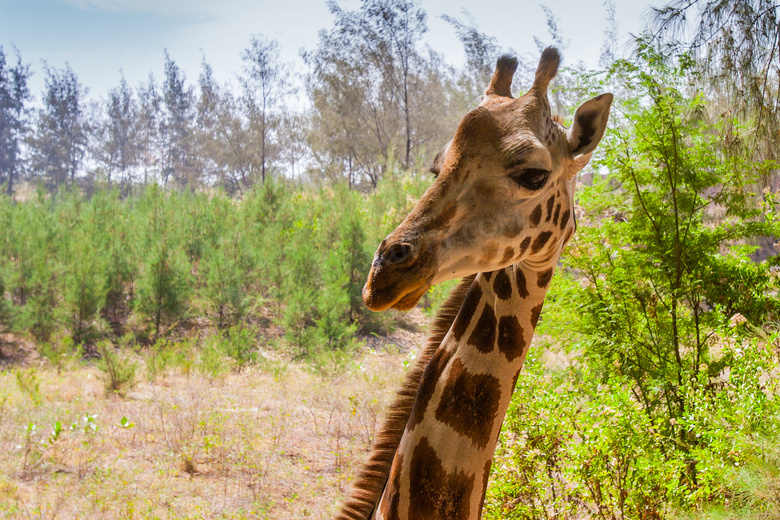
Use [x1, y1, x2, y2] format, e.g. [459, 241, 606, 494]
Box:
[362, 271, 435, 312]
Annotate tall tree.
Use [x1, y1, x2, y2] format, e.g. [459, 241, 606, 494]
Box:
[194, 57, 222, 186]
[305, 0, 444, 188]
[442, 11, 502, 106]
[651, 0, 780, 172]
[241, 35, 288, 185]
[97, 74, 140, 187]
[0, 47, 31, 195]
[363, 0, 427, 169]
[29, 64, 88, 190]
[135, 74, 160, 185]
[159, 52, 195, 187]
[599, 0, 620, 69]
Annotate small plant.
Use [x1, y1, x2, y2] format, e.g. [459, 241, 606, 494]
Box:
[20, 422, 38, 479]
[197, 339, 229, 381]
[37, 332, 79, 373]
[14, 367, 42, 406]
[70, 413, 100, 479]
[217, 325, 258, 371]
[116, 416, 135, 429]
[145, 337, 188, 380]
[96, 340, 137, 396]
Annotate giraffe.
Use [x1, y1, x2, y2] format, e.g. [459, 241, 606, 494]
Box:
[336, 47, 612, 520]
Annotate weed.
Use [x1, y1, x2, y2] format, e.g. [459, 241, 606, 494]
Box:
[96, 341, 137, 396]
[37, 332, 79, 373]
[197, 340, 230, 381]
[218, 325, 258, 371]
[14, 367, 42, 406]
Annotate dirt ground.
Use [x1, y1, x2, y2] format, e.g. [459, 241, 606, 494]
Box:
[0, 318, 430, 520]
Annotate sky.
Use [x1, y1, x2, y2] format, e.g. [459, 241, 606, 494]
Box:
[0, 0, 653, 102]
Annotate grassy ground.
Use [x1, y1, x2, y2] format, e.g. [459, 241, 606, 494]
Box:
[0, 321, 428, 519]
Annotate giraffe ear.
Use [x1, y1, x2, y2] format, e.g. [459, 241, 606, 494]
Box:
[430, 139, 452, 177]
[485, 55, 518, 98]
[567, 93, 613, 156]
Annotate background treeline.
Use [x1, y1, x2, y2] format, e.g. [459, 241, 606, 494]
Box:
[0, 0, 575, 195]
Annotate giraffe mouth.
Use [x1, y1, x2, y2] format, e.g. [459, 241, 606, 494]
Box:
[362, 271, 435, 312]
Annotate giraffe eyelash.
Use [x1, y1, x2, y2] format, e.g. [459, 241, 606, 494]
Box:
[509, 168, 550, 190]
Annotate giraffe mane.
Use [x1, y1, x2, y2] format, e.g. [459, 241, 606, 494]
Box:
[334, 274, 477, 520]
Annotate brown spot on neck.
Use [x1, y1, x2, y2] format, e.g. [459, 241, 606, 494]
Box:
[409, 346, 452, 429]
[515, 268, 529, 298]
[530, 303, 544, 328]
[530, 205, 542, 227]
[452, 284, 483, 342]
[477, 459, 493, 519]
[379, 452, 404, 520]
[519, 236, 531, 256]
[545, 195, 555, 222]
[537, 267, 554, 288]
[500, 246, 515, 264]
[467, 303, 497, 353]
[492, 269, 513, 300]
[531, 231, 553, 254]
[434, 357, 502, 449]
[408, 436, 474, 520]
[559, 209, 570, 231]
[497, 315, 526, 362]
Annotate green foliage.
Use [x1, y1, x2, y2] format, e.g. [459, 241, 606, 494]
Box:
[96, 340, 138, 397]
[565, 43, 779, 440]
[490, 44, 780, 518]
[197, 338, 231, 381]
[0, 172, 433, 361]
[145, 338, 190, 381]
[57, 190, 109, 344]
[9, 189, 60, 340]
[488, 322, 780, 519]
[14, 367, 42, 406]
[133, 184, 192, 340]
[37, 332, 79, 372]
[212, 325, 257, 371]
[198, 195, 254, 328]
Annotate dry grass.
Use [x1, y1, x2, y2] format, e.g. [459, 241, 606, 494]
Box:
[0, 338, 420, 519]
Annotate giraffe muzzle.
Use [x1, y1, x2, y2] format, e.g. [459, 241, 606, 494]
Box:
[363, 239, 436, 312]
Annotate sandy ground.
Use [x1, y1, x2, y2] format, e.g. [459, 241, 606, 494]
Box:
[0, 317, 429, 520]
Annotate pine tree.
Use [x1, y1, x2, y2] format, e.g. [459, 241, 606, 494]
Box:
[0, 47, 31, 195]
[29, 64, 88, 190]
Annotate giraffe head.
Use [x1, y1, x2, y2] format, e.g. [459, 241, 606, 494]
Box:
[363, 48, 612, 311]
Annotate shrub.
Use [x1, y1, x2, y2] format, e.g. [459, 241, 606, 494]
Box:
[96, 340, 138, 396]
[215, 325, 258, 371]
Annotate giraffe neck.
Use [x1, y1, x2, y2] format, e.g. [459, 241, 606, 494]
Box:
[374, 261, 554, 520]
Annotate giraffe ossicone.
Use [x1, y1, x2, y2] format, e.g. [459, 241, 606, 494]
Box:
[337, 47, 612, 520]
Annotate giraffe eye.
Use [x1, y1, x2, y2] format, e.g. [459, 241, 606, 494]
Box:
[510, 168, 549, 190]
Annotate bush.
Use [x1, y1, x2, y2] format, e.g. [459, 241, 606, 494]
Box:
[214, 325, 257, 371]
[96, 340, 138, 397]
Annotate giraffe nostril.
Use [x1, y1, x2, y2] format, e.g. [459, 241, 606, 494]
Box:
[384, 243, 413, 265]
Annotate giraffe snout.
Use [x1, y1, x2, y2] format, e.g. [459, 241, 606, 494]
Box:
[364, 238, 436, 312]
